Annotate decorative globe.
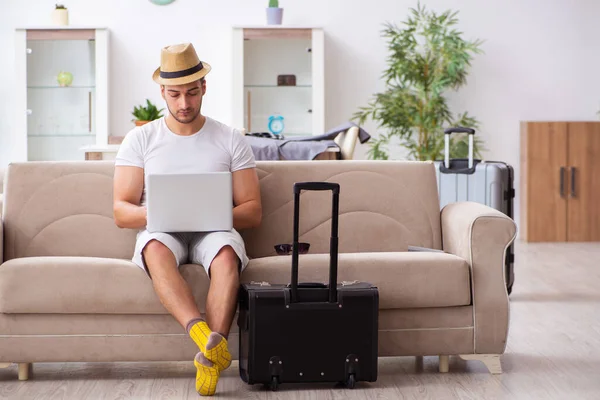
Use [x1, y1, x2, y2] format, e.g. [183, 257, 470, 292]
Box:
[57, 71, 73, 87]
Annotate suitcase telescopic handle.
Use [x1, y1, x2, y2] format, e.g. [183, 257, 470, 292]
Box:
[442, 126, 476, 174]
[294, 182, 340, 194]
[444, 127, 475, 135]
[291, 182, 340, 304]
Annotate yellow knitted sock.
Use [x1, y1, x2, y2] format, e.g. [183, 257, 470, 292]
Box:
[187, 319, 212, 352]
[194, 352, 220, 396]
[187, 319, 232, 371]
[204, 332, 232, 371]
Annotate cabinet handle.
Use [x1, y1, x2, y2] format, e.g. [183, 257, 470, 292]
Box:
[89, 92, 92, 132]
[560, 167, 566, 197]
[570, 167, 576, 198]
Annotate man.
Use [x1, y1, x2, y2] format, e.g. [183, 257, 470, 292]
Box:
[112, 43, 262, 396]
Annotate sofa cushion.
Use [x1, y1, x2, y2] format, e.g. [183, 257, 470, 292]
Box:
[242, 252, 471, 309]
[0, 252, 470, 314]
[0, 257, 209, 314]
[3, 162, 138, 261]
[241, 161, 443, 259]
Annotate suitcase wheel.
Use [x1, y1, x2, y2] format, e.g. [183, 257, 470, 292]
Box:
[346, 373, 356, 389]
[269, 376, 279, 391]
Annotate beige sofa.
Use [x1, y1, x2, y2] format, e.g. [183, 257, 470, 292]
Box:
[0, 160, 516, 381]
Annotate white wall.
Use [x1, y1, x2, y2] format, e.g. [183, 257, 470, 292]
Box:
[2, 0, 600, 227]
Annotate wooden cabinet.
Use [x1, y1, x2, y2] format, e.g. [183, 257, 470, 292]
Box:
[521, 121, 600, 242]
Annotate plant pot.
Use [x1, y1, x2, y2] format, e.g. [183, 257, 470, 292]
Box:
[266, 7, 283, 25]
[52, 9, 69, 26]
[135, 120, 150, 127]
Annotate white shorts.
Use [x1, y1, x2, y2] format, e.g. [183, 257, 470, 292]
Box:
[132, 228, 250, 277]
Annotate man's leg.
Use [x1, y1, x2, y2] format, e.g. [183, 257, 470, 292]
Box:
[188, 246, 239, 372]
[142, 239, 202, 328]
[205, 245, 240, 338]
[187, 230, 249, 371]
[191, 246, 240, 396]
[136, 234, 222, 396]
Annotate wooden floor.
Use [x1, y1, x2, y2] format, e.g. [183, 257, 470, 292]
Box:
[1, 241, 600, 399]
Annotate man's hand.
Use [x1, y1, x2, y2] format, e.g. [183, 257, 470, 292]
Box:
[232, 168, 262, 230]
[113, 166, 147, 229]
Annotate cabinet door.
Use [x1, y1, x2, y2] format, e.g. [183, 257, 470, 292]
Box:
[567, 122, 600, 241]
[521, 122, 568, 242]
[17, 28, 108, 162]
[243, 29, 314, 137]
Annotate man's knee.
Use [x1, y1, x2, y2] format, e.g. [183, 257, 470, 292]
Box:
[209, 246, 240, 277]
[142, 239, 176, 266]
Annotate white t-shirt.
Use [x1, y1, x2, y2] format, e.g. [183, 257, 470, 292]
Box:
[115, 116, 256, 206]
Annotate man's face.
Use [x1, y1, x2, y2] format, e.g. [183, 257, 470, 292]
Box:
[161, 79, 206, 124]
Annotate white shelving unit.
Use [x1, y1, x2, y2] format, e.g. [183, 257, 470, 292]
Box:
[232, 26, 325, 137]
[14, 27, 109, 162]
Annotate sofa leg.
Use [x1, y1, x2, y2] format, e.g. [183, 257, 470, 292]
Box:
[18, 363, 31, 381]
[459, 354, 502, 374]
[415, 356, 424, 370]
[439, 355, 449, 373]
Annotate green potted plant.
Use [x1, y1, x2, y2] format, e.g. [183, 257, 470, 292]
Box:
[267, 0, 283, 25]
[353, 3, 484, 161]
[131, 99, 164, 126]
[52, 4, 69, 26]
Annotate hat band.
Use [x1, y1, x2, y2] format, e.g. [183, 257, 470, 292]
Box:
[159, 61, 204, 79]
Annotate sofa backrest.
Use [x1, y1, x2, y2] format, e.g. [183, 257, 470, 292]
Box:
[2, 160, 442, 262]
[241, 160, 442, 259]
[3, 161, 137, 261]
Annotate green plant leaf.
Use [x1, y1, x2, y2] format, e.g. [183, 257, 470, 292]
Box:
[132, 99, 164, 121]
[353, 1, 484, 161]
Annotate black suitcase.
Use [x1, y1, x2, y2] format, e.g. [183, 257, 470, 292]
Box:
[238, 182, 379, 391]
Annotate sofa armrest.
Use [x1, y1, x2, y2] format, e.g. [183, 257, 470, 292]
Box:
[0, 216, 3, 264]
[441, 201, 517, 354]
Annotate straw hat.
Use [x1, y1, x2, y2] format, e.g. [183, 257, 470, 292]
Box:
[152, 43, 211, 85]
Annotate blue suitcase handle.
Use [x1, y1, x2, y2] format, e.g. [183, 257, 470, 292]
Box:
[444, 127, 475, 135]
[441, 126, 477, 175]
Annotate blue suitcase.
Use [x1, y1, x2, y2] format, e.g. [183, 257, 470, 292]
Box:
[434, 127, 516, 294]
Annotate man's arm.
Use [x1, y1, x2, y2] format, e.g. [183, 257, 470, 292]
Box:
[232, 168, 262, 230]
[113, 166, 147, 229]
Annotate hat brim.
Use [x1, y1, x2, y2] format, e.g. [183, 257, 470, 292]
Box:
[152, 61, 211, 86]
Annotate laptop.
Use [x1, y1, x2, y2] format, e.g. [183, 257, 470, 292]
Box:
[146, 172, 233, 233]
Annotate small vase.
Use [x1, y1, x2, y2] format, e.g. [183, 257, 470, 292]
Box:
[266, 7, 283, 25]
[52, 9, 69, 26]
[135, 120, 150, 127]
[57, 71, 73, 87]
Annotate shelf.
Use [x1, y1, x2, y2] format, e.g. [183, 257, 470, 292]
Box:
[245, 85, 311, 88]
[28, 134, 95, 138]
[27, 85, 95, 89]
[19, 26, 108, 30]
[247, 133, 312, 137]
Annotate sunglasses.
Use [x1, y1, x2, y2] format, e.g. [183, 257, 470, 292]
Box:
[274, 242, 310, 256]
